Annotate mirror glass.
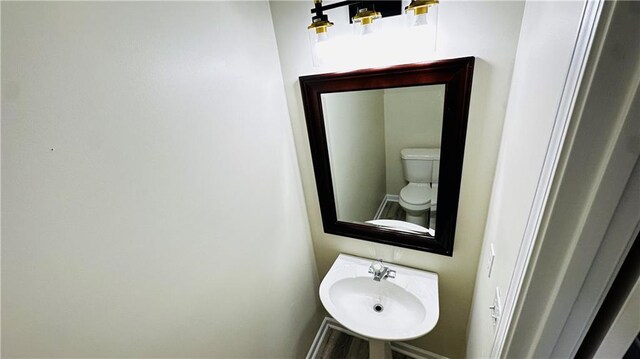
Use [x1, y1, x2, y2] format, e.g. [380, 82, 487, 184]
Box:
[321, 84, 445, 237]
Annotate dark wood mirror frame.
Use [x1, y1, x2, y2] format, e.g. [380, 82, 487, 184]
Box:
[299, 57, 475, 256]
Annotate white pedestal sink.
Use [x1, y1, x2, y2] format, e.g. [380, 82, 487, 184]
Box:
[319, 254, 439, 359]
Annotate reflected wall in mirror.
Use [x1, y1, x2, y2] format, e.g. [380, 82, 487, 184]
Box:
[300, 57, 474, 255]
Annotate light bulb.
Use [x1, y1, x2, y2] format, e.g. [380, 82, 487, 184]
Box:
[352, 8, 381, 36]
[309, 27, 329, 44]
[360, 23, 375, 36]
[412, 12, 428, 26]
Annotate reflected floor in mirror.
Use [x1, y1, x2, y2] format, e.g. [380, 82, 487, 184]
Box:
[375, 198, 436, 230]
[377, 199, 406, 221]
[315, 327, 412, 359]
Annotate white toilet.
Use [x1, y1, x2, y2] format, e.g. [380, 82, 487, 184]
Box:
[399, 148, 440, 227]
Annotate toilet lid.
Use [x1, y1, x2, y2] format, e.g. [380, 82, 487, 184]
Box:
[400, 183, 433, 206]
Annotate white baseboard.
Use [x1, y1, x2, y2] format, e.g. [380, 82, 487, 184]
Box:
[307, 317, 448, 359]
[391, 341, 449, 359]
[373, 194, 400, 220]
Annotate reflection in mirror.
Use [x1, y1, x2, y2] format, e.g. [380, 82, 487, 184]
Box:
[321, 85, 445, 237]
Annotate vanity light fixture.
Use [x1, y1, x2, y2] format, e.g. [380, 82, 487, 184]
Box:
[307, 1, 402, 39]
[405, 0, 439, 26]
[306, 0, 438, 67]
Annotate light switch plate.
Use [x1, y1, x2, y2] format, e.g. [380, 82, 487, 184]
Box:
[487, 243, 496, 277]
[491, 287, 502, 328]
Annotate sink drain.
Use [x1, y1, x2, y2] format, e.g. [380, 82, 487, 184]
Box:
[373, 304, 384, 313]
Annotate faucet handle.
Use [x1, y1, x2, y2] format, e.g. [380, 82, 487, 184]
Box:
[369, 260, 384, 273]
[387, 269, 396, 279]
[369, 262, 381, 274]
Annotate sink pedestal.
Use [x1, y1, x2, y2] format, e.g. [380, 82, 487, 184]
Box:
[369, 339, 391, 359]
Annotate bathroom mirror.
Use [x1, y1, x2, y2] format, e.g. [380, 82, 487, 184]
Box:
[300, 57, 474, 255]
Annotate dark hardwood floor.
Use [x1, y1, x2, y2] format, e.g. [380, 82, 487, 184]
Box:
[315, 327, 412, 359]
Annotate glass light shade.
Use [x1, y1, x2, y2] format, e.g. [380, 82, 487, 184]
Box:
[308, 26, 330, 67]
[408, 11, 428, 27]
[405, 0, 438, 27]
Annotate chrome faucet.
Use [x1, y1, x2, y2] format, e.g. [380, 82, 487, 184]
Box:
[368, 259, 396, 281]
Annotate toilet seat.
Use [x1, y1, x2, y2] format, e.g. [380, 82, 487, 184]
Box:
[365, 219, 431, 234]
[399, 183, 433, 211]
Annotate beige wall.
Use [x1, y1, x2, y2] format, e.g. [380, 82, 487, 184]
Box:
[383, 86, 445, 195]
[269, 1, 524, 357]
[1, 2, 321, 357]
[465, 2, 586, 357]
[323, 90, 386, 223]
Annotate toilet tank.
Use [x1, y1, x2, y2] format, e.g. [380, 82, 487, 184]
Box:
[401, 148, 440, 183]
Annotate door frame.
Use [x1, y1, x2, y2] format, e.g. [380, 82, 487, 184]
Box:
[492, 0, 640, 356]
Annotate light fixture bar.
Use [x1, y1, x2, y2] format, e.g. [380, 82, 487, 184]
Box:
[310, 0, 361, 14]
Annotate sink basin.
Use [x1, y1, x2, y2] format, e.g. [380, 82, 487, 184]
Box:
[319, 254, 439, 341]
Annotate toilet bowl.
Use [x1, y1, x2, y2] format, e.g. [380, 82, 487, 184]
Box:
[398, 148, 440, 227]
[399, 183, 434, 227]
